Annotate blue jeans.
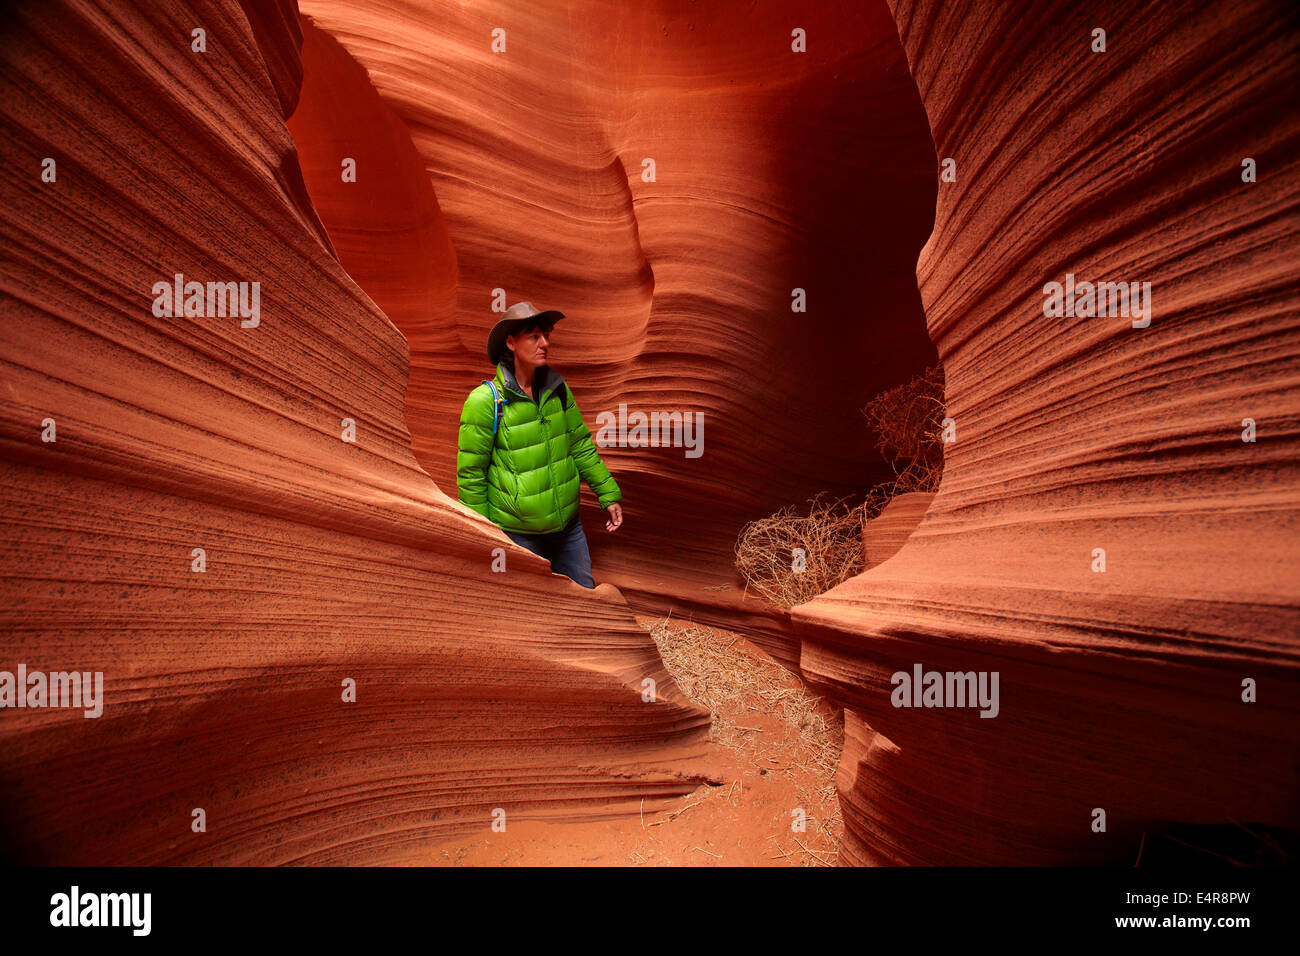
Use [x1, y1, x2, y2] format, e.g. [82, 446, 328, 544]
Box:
[502, 516, 595, 588]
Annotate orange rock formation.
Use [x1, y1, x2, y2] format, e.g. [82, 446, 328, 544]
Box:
[0, 0, 720, 864]
[862, 492, 935, 571]
[795, 0, 1300, 864]
[1, 0, 1296, 866]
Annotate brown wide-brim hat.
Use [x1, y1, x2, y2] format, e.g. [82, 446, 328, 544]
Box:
[487, 301, 565, 365]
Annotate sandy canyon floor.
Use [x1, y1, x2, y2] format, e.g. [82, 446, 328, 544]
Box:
[423, 616, 844, 866]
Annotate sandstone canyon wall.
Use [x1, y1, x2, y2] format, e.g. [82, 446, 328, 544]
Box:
[1, 0, 1296, 868]
[794, 0, 1300, 864]
[0, 0, 721, 864]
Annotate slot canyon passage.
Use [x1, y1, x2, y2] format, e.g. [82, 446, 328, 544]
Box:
[0, 0, 1297, 867]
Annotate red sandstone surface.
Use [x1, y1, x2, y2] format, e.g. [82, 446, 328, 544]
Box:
[1, 0, 1296, 866]
[796, 0, 1300, 865]
[863, 492, 935, 570]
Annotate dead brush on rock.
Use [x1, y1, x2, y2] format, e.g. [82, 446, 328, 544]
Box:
[733, 365, 947, 608]
[733, 493, 867, 608]
[861, 363, 946, 493]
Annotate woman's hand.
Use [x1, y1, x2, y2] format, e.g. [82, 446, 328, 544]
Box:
[604, 502, 623, 532]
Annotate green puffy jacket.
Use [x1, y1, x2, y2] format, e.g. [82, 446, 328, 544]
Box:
[457, 361, 621, 534]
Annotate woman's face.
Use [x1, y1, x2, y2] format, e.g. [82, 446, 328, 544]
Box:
[508, 325, 552, 368]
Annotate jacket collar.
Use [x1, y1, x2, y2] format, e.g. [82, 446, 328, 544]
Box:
[498, 360, 564, 402]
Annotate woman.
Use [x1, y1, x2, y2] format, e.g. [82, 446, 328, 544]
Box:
[456, 301, 623, 587]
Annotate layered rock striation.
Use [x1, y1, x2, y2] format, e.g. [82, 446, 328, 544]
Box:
[795, 0, 1300, 864]
[3, 0, 1295, 867]
[0, 0, 719, 864]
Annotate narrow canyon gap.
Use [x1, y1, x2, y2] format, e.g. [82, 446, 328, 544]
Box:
[286, 0, 939, 642]
[1, 0, 1295, 868]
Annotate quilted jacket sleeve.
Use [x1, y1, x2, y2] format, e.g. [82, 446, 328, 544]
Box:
[456, 385, 495, 518]
[565, 389, 622, 507]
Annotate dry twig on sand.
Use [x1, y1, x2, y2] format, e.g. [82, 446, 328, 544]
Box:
[643, 617, 844, 867]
